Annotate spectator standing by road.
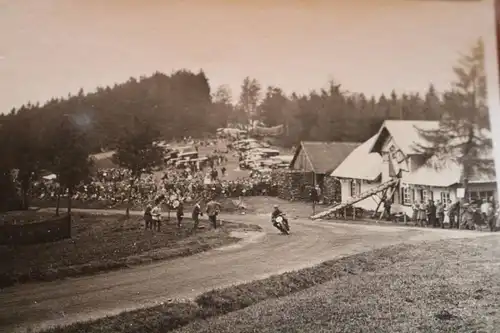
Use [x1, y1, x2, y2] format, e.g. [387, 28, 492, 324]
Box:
[192, 201, 203, 231]
[411, 202, 418, 223]
[443, 200, 451, 227]
[481, 198, 495, 231]
[415, 201, 424, 227]
[206, 199, 222, 229]
[310, 186, 319, 215]
[176, 200, 184, 228]
[427, 200, 437, 227]
[144, 203, 153, 230]
[151, 197, 163, 231]
[383, 198, 392, 221]
[448, 199, 459, 229]
[211, 168, 218, 181]
[436, 200, 445, 228]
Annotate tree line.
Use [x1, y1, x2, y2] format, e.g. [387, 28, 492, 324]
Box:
[0, 38, 492, 211]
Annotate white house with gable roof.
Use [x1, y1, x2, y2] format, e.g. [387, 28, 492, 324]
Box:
[326, 120, 497, 218]
[330, 135, 382, 211]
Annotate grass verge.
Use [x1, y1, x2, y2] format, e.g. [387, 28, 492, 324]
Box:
[0, 212, 260, 288]
[40, 236, 500, 333]
[175, 235, 500, 333]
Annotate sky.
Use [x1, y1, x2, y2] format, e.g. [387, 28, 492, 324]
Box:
[0, 0, 495, 113]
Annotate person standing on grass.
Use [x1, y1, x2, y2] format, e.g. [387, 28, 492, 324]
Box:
[446, 199, 453, 228]
[449, 199, 459, 229]
[411, 202, 418, 224]
[383, 197, 392, 221]
[151, 197, 163, 232]
[480, 198, 493, 230]
[459, 204, 473, 230]
[490, 198, 497, 232]
[436, 200, 445, 228]
[426, 200, 436, 227]
[176, 200, 184, 228]
[418, 201, 427, 227]
[144, 203, 153, 230]
[206, 198, 222, 229]
[211, 168, 218, 181]
[310, 186, 319, 215]
[485, 198, 496, 232]
[192, 201, 203, 231]
[443, 200, 450, 227]
[495, 204, 500, 231]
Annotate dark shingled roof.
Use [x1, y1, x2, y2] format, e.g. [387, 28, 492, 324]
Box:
[291, 141, 361, 174]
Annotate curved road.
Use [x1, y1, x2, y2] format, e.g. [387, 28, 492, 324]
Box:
[0, 209, 488, 333]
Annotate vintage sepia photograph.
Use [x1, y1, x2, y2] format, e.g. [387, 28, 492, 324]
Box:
[0, 0, 499, 332]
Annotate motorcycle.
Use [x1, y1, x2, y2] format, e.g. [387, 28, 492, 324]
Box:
[272, 214, 290, 234]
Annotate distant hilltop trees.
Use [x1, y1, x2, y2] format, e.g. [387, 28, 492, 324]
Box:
[2, 71, 452, 153]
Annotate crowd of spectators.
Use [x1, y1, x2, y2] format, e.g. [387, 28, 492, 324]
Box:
[30, 137, 279, 209]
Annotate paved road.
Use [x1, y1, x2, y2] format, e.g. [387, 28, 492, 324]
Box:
[0, 208, 489, 333]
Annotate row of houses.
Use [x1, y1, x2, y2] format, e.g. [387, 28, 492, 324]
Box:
[289, 120, 497, 219]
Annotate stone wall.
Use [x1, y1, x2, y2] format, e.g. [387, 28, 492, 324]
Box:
[271, 170, 342, 204]
[322, 176, 341, 205]
[0, 214, 71, 245]
[271, 170, 315, 201]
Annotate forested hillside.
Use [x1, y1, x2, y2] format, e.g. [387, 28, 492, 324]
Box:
[0, 70, 448, 153]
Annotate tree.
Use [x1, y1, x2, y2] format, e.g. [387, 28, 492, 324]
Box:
[8, 109, 45, 209]
[258, 86, 288, 127]
[417, 38, 493, 199]
[112, 116, 164, 218]
[213, 85, 233, 105]
[389, 90, 402, 119]
[211, 85, 234, 129]
[422, 84, 441, 120]
[238, 77, 261, 126]
[279, 97, 302, 147]
[0, 121, 22, 212]
[45, 114, 94, 215]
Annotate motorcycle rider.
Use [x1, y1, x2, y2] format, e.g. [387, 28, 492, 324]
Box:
[271, 205, 288, 230]
[271, 205, 283, 220]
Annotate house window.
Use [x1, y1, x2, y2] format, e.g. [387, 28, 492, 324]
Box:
[395, 150, 405, 163]
[421, 189, 430, 203]
[402, 186, 412, 206]
[350, 180, 359, 197]
[389, 145, 396, 159]
[467, 190, 494, 202]
[440, 192, 450, 206]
